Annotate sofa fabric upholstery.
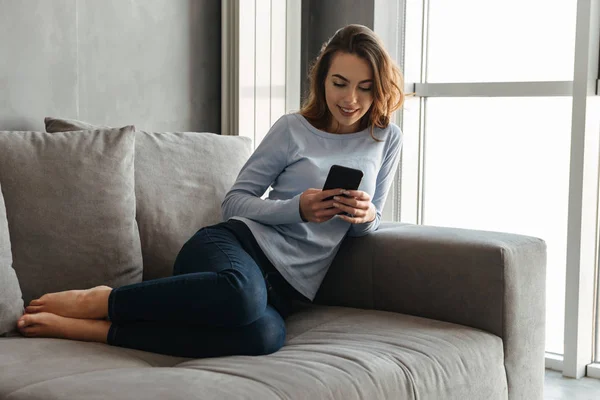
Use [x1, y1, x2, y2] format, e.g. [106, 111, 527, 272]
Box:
[0, 127, 142, 305]
[44, 117, 253, 280]
[315, 222, 546, 400]
[0, 119, 546, 399]
[132, 131, 252, 280]
[0, 182, 23, 336]
[44, 116, 112, 133]
[0, 305, 508, 400]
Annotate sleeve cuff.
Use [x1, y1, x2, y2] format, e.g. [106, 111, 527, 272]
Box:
[289, 194, 305, 223]
[347, 213, 381, 237]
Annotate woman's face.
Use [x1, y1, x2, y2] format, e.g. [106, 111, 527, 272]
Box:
[324, 52, 374, 134]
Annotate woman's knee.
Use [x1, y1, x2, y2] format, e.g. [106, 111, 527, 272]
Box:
[244, 305, 287, 356]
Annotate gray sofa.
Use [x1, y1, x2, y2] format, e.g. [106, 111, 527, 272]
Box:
[0, 121, 546, 399]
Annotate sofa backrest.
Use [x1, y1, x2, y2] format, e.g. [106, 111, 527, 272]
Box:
[43, 116, 254, 281]
[134, 131, 252, 281]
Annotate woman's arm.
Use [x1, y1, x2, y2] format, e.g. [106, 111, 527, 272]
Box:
[347, 125, 403, 237]
[221, 116, 304, 225]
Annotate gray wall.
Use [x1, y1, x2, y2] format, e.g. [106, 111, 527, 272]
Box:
[300, 0, 374, 103]
[0, 0, 221, 133]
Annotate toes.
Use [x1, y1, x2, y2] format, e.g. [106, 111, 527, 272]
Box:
[17, 316, 30, 328]
[18, 314, 41, 328]
[19, 325, 38, 337]
[25, 306, 43, 314]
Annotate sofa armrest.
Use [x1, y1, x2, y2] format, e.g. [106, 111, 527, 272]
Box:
[314, 222, 546, 400]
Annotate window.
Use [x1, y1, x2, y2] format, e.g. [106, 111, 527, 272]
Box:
[423, 97, 572, 354]
[383, 0, 600, 378]
[427, 0, 577, 83]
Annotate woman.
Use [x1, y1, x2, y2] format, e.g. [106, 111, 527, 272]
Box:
[16, 24, 405, 358]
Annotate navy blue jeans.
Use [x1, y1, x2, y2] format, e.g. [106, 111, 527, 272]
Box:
[106, 221, 301, 358]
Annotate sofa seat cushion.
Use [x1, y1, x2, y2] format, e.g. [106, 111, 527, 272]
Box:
[0, 305, 507, 400]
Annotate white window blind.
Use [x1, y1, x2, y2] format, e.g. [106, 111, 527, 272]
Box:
[221, 0, 301, 149]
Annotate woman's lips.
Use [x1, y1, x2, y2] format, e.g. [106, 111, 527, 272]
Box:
[338, 105, 359, 116]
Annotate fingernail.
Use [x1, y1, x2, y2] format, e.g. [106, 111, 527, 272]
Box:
[333, 196, 340, 201]
[18, 320, 24, 327]
[333, 203, 339, 207]
[342, 190, 350, 195]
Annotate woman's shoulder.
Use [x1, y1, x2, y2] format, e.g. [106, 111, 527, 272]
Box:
[273, 113, 301, 123]
[263, 113, 311, 147]
[284, 113, 310, 128]
[376, 121, 403, 144]
[270, 113, 292, 130]
[270, 113, 306, 133]
[389, 121, 402, 134]
[278, 113, 321, 137]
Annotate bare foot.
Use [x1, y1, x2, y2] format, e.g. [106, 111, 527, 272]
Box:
[17, 312, 111, 343]
[25, 286, 112, 320]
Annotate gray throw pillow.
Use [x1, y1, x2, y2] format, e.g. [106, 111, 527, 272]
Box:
[0, 182, 24, 336]
[44, 116, 113, 132]
[0, 126, 142, 304]
[45, 117, 253, 281]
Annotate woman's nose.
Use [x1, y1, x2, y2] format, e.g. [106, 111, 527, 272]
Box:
[342, 88, 358, 104]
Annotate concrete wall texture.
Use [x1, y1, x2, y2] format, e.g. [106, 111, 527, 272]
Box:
[0, 0, 376, 132]
[0, 0, 221, 133]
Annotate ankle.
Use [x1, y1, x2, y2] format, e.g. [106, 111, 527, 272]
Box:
[96, 286, 112, 318]
[89, 320, 111, 343]
[82, 286, 111, 318]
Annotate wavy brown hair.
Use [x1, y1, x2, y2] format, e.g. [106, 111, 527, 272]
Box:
[300, 24, 405, 141]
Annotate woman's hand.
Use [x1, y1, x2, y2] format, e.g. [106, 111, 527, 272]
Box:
[299, 188, 346, 223]
[331, 190, 376, 224]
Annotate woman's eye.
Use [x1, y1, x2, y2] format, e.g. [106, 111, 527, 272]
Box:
[332, 82, 371, 91]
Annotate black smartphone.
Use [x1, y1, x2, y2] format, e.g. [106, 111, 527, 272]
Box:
[322, 165, 364, 202]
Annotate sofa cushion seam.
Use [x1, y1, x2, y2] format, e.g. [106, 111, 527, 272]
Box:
[3, 367, 152, 399]
[286, 309, 357, 343]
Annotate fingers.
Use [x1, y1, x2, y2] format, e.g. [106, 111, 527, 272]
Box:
[341, 190, 371, 201]
[332, 201, 365, 218]
[310, 204, 340, 222]
[332, 195, 368, 211]
[314, 205, 343, 218]
[302, 189, 371, 223]
[319, 188, 345, 201]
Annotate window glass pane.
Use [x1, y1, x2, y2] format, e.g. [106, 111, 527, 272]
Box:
[423, 97, 572, 354]
[427, 0, 577, 82]
[403, 0, 424, 83]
